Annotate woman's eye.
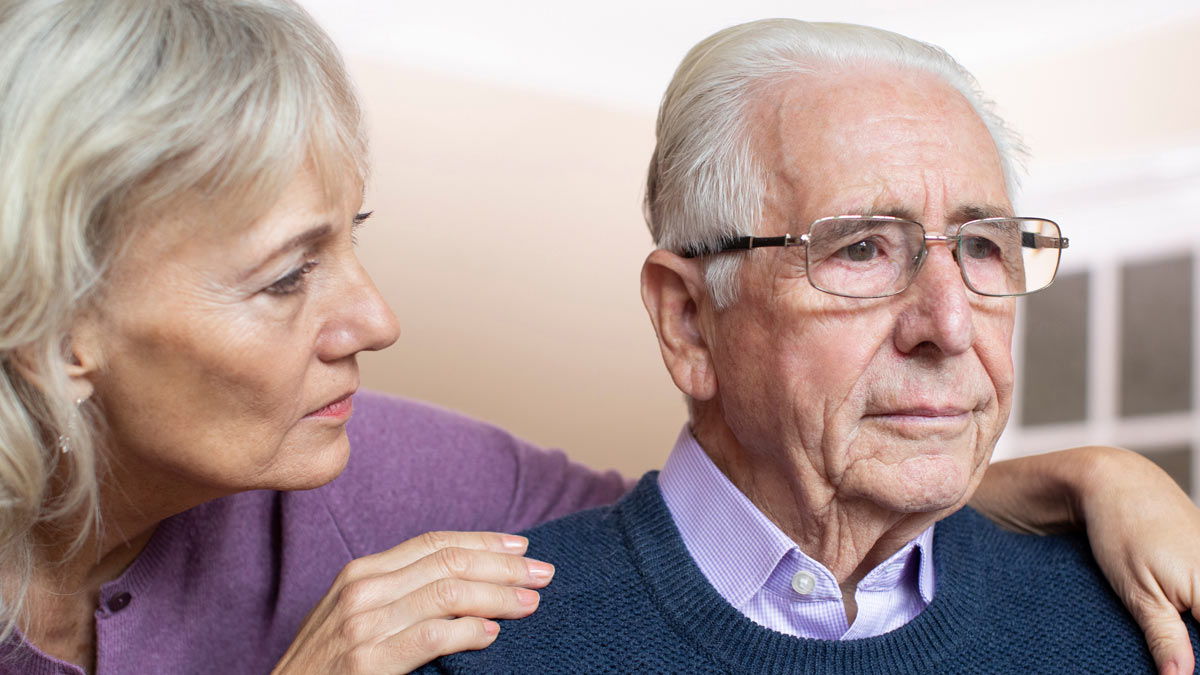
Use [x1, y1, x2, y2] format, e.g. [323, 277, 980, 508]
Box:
[351, 211, 373, 246]
[264, 260, 318, 296]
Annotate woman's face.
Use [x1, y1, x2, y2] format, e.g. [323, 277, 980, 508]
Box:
[79, 161, 400, 505]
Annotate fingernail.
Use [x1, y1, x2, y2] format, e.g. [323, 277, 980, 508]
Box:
[501, 535, 528, 552]
[483, 620, 500, 636]
[527, 560, 555, 581]
[1162, 661, 1178, 675]
[516, 588, 540, 606]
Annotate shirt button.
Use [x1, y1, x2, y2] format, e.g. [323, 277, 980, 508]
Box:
[791, 571, 816, 596]
[107, 592, 132, 613]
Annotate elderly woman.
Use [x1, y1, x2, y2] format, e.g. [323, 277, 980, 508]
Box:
[0, 2, 1197, 674]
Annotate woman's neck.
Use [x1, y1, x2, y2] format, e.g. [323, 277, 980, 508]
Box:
[23, 479, 162, 672]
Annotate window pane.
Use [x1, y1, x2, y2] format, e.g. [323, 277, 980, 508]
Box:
[1021, 270, 1089, 425]
[1119, 255, 1193, 417]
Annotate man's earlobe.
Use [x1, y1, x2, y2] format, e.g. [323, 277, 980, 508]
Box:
[640, 250, 718, 401]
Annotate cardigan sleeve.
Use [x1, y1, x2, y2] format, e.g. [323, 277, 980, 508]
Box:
[322, 390, 629, 557]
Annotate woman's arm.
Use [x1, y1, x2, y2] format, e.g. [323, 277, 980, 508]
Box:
[973, 447, 1200, 675]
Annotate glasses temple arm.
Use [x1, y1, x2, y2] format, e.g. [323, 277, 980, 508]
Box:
[681, 235, 796, 258]
[1021, 232, 1070, 250]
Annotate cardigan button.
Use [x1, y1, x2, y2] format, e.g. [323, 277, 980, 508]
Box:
[107, 591, 132, 613]
[791, 571, 817, 596]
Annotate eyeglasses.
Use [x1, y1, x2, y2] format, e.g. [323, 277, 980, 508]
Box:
[682, 215, 1068, 298]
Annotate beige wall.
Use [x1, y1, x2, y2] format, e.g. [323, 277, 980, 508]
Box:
[349, 17, 1200, 476]
[976, 16, 1200, 166]
[352, 64, 681, 475]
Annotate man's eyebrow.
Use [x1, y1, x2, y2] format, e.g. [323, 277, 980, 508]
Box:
[848, 205, 1014, 223]
[851, 206, 921, 221]
[240, 223, 332, 282]
[953, 205, 1013, 222]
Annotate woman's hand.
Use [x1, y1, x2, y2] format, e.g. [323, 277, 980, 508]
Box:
[271, 531, 553, 674]
[973, 447, 1200, 675]
[1076, 449, 1200, 675]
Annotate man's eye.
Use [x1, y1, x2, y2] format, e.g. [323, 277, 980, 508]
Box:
[961, 237, 1000, 260]
[264, 260, 318, 295]
[838, 240, 879, 262]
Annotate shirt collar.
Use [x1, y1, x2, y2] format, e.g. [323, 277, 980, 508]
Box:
[658, 425, 935, 610]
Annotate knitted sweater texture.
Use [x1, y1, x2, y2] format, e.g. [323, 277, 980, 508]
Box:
[430, 472, 1200, 674]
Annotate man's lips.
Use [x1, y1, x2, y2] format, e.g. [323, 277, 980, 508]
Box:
[304, 393, 354, 419]
[867, 407, 971, 418]
[862, 406, 975, 439]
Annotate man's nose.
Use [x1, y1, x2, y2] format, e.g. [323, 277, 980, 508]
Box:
[892, 243, 975, 356]
[316, 258, 401, 362]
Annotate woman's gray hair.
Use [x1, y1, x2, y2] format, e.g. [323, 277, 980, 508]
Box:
[0, 0, 364, 637]
[643, 19, 1027, 308]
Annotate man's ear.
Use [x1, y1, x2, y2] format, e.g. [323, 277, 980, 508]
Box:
[640, 249, 718, 402]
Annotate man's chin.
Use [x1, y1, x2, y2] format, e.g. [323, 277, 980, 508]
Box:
[843, 455, 978, 515]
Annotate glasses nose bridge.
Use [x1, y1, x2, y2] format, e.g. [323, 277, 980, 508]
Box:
[906, 231, 967, 291]
[922, 232, 958, 249]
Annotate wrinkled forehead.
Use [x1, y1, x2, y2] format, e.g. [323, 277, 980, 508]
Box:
[751, 65, 1010, 228]
[145, 143, 359, 220]
[105, 148, 364, 276]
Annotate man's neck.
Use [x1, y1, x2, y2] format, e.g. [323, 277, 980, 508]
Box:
[691, 418, 944, 590]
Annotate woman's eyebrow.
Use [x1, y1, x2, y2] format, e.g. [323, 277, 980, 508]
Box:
[239, 223, 332, 282]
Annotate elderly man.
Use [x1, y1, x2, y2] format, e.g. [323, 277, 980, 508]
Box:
[426, 19, 1200, 673]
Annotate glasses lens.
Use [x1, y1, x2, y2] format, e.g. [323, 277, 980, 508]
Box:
[958, 218, 1063, 296]
[806, 218, 926, 298]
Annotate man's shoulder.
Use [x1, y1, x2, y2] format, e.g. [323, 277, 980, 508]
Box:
[423, 473, 727, 674]
[515, 475, 648, 602]
[940, 507, 1200, 664]
[940, 506, 1117, 605]
[940, 506, 1095, 565]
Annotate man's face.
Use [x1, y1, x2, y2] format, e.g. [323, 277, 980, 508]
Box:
[703, 66, 1015, 516]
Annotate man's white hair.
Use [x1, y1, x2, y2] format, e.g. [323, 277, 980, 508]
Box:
[643, 19, 1026, 308]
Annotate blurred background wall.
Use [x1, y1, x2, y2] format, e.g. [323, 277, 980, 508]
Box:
[299, 0, 1200, 495]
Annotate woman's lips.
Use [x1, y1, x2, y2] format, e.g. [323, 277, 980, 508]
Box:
[304, 394, 353, 420]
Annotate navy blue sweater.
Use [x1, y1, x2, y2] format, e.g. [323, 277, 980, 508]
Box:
[429, 472, 1199, 674]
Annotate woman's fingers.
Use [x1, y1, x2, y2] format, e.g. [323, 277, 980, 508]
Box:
[1116, 578, 1193, 675]
[339, 531, 529, 579]
[366, 617, 502, 673]
[273, 531, 552, 675]
[328, 546, 553, 625]
[401, 577, 542, 624]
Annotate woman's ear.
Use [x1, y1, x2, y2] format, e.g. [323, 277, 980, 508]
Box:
[11, 321, 100, 404]
[640, 249, 718, 402]
[63, 315, 103, 403]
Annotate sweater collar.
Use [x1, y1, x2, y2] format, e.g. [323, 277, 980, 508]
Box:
[618, 473, 986, 675]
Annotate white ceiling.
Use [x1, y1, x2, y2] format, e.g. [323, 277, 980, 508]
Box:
[300, 0, 1200, 113]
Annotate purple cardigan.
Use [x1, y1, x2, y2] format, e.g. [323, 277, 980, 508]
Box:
[6, 391, 628, 675]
